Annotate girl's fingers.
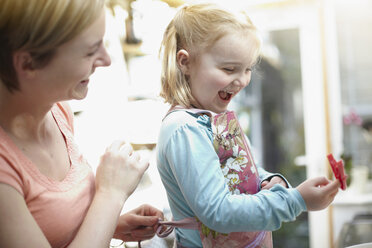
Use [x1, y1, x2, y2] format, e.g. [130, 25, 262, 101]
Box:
[261, 176, 287, 190]
[261, 181, 268, 188]
[311, 176, 330, 187]
[322, 180, 340, 194]
[280, 181, 287, 188]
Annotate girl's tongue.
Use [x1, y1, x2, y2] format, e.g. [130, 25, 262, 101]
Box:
[218, 91, 232, 101]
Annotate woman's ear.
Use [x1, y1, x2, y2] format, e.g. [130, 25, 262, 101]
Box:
[176, 49, 190, 75]
[13, 51, 36, 80]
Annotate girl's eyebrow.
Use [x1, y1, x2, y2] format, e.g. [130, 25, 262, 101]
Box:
[222, 61, 241, 65]
[218, 61, 242, 66]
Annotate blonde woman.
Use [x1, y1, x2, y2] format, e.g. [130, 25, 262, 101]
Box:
[0, 0, 162, 247]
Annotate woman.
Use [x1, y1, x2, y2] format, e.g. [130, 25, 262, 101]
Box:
[0, 0, 162, 247]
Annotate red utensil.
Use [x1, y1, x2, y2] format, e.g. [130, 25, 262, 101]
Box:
[327, 154, 348, 190]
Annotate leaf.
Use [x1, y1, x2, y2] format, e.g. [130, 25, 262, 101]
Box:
[202, 224, 210, 237]
[236, 136, 245, 150]
[213, 138, 220, 151]
[228, 119, 238, 134]
[212, 230, 218, 239]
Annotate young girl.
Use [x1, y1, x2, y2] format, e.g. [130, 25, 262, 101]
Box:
[156, 3, 340, 248]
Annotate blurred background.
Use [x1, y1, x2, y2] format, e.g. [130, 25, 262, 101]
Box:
[69, 0, 372, 247]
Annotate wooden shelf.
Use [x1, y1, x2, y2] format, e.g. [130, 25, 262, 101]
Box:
[122, 42, 146, 56]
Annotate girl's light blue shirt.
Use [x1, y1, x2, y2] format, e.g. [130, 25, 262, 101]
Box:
[156, 110, 306, 248]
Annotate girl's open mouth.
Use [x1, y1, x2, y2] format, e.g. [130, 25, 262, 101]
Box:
[218, 91, 233, 101]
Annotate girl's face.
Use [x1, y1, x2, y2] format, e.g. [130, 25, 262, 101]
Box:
[186, 32, 255, 114]
[27, 9, 111, 103]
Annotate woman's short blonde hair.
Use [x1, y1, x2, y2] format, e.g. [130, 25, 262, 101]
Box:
[0, 0, 105, 92]
[159, 3, 261, 108]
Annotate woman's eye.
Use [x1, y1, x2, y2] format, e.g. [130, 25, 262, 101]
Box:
[87, 51, 96, 57]
[87, 45, 101, 57]
[246, 68, 252, 73]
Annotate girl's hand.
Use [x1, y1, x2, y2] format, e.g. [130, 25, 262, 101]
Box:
[95, 140, 149, 202]
[261, 176, 287, 190]
[296, 176, 340, 211]
[113, 204, 164, 241]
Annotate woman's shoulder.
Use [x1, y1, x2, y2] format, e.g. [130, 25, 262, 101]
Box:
[53, 101, 74, 133]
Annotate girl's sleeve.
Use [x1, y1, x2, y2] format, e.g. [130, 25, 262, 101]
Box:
[165, 123, 306, 233]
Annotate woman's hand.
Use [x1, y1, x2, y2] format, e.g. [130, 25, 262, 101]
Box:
[113, 204, 164, 241]
[261, 176, 287, 190]
[296, 176, 340, 211]
[95, 140, 149, 202]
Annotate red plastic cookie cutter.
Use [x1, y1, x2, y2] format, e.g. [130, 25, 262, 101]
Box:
[327, 153, 348, 190]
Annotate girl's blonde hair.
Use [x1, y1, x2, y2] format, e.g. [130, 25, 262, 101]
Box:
[0, 0, 104, 92]
[159, 3, 261, 108]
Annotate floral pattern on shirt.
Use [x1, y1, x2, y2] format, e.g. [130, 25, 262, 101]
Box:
[197, 111, 272, 248]
[212, 112, 259, 195]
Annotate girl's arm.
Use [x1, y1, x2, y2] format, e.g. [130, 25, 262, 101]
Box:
[166, 123, 337, 233]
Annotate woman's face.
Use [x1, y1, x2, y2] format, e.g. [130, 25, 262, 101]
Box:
[186, 32, 255, 114]
[29, 9, 111, 103]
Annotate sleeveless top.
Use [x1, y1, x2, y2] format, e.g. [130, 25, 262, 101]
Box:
[0, 102, 95, 247]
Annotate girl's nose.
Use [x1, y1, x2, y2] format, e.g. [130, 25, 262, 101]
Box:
[232, 80, 242, 87]
[234, 73, 251, 88]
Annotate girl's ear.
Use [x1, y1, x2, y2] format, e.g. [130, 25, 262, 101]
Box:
[176, 49, 190, 75]
[13, 51, 36, 80]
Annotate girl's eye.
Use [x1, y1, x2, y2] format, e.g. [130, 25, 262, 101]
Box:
[223, 68, 234, 72]
[246, 68, 252, 73]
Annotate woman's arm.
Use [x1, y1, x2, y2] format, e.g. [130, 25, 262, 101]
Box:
[114, 204, 164, 241]
[0, 184, 51, 248]
[69, 141, 149, 248]
[0, 141, 150, 248]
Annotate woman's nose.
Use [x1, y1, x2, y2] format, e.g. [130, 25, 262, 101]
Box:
[95, 46, 111, 67]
